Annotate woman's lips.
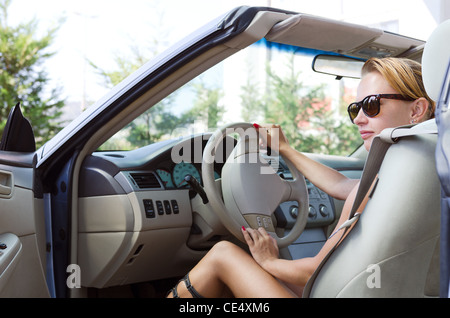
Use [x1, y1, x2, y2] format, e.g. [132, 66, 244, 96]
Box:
[359, 130, 373, 140]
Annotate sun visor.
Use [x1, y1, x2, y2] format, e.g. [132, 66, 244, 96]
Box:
[265, 14, 383, 53]
[265, 14, 424, 60]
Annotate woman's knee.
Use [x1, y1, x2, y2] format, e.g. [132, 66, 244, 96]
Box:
[210, 240, 239, 256]
[207, 240, 249, 266]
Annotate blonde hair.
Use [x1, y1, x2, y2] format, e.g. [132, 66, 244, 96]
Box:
[362, 57, 435, 119]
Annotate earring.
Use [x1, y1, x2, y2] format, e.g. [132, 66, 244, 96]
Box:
[411, 119, 416, 124]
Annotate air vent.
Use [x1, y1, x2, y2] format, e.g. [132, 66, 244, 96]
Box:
[130, 172, 161, 189]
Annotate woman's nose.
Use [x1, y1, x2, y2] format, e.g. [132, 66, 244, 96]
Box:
[352, 107, 367, 125]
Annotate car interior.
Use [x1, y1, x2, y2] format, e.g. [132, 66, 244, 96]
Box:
[0, 7, 449, 298]
[71, 11, 442, 297]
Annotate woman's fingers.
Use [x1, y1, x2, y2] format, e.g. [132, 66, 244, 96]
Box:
[242, 226, 254, 246]
[253, 123, 287, 151]
[242, 226, 280, 266]
[242, 226, 261, 245]
[242, 226, 272, 245]
[257, 226, 269, 236]
[253, 123, 273, 148]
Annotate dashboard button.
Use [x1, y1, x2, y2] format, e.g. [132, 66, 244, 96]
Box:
[156, 200, 164, 215]
[171, 200, 179, 214]
[319, 204, 329, 217]
[164, 200, 172, 214]
[143, 199, 155, 218]
[308, 205, 317, 219]
[289, 205, 299, 219]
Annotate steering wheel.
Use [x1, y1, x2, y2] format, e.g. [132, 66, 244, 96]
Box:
[202, 122, 309, 248]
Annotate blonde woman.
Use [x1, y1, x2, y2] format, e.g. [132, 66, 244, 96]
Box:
[167, 57, 435, 298]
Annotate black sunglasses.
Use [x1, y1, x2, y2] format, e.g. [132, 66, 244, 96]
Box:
[347, 94, 415, 123]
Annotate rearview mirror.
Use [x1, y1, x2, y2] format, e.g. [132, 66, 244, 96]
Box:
[312, 54, 365, 79]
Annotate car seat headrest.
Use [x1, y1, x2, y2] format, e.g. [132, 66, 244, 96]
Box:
[422, 19, 450, 102]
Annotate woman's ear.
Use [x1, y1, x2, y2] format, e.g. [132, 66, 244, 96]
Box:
[410, 97, 430, 123]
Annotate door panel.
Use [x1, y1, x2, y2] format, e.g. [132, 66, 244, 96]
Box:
[0, 165, 49, 297]
[0, 233, 21, 294]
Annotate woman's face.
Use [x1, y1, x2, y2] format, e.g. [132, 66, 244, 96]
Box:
[353, 71, 414, 151]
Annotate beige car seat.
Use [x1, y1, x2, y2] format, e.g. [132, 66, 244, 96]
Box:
[304, 20, 450, 298]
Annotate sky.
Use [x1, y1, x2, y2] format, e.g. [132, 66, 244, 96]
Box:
[5, 0, 443, 119]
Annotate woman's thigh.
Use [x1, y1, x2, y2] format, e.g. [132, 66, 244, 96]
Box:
[189, 241, 297, 298]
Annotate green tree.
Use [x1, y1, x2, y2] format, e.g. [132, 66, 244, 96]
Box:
[240, 66, 264, 122]
[0, 0, 65, 147]
[91, 46, 148, 88]
[124, 96, 180, 148]
[183, 81, 224, 130]
[263, 55, 318, 152]
[263, 54, 360, 155]
[94, 42, 185, 150]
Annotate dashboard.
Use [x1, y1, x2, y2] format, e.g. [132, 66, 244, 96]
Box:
[76, 133, 338, 288]
[155, 161, 220, 189]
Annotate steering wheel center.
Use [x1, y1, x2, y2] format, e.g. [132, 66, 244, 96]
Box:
[202, 122, 309, 248]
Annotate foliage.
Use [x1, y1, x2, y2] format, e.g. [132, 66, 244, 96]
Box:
[240, 72, 263, 123]
[0, 0, 65, 147]
[95, 49, 226, 150]
[98, 40, 360, 155]
[94, 45, 183, 150]
[241, 53, 361, 156]
[91, 46, 148, 89]
[182, 81, 224, 130]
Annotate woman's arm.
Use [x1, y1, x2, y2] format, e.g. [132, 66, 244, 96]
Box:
[281, 146, 358, 200]
[256, 123, 358, 200]
[242, 226, 318, 287]
[242, 181, 361, 289]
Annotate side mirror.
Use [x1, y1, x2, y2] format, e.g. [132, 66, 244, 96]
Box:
[0, 103, 36, 152]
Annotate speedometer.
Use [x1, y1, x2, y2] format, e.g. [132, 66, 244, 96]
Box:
[156, 168, 175, 188]
[172, 162, 201, 188]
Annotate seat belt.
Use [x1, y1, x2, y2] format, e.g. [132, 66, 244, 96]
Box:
[302, 123, 437, 298]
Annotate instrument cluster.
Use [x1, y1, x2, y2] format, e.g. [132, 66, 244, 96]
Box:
[156, 161, 219, 189]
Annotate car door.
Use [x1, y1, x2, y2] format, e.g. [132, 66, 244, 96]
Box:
[0, 105, 49, 297]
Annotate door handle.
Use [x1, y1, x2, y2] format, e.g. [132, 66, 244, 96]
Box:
[0, 184, 11, 195]
[0, 171, 13, 197]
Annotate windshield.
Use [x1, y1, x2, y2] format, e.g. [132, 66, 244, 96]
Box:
[100, 40, 362, 156]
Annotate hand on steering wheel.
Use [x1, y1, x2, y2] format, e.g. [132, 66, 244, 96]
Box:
[253, 123, 290, 153]
[242, 226, 279, 268]
[202, 122, 309, 248]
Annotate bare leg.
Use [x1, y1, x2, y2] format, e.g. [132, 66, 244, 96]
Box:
[167, 240, 297, 298]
